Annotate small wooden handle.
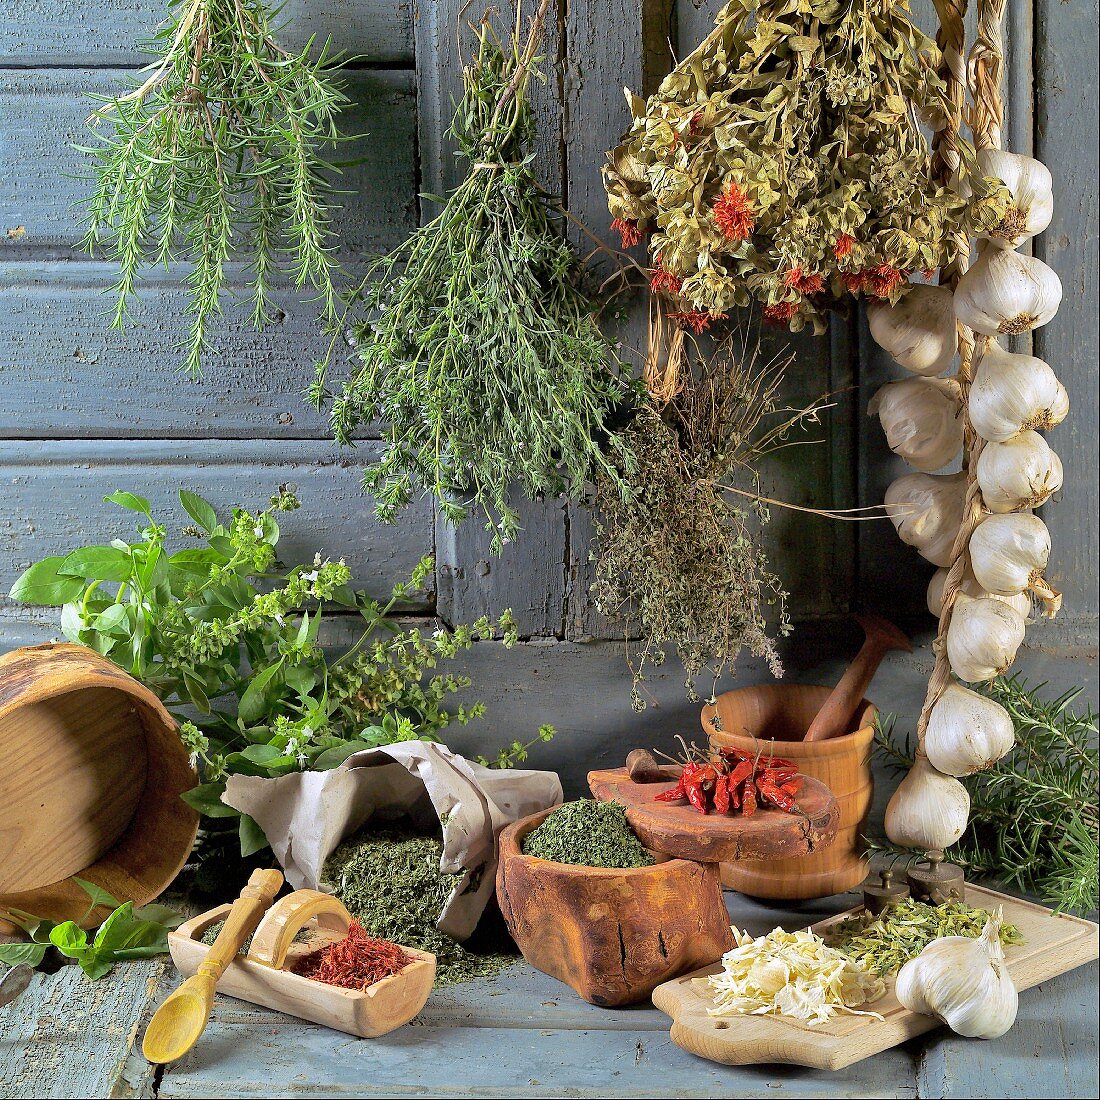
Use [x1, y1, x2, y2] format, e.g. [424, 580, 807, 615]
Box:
[197, 869, 283, 982]
[247, 890, 353, 970]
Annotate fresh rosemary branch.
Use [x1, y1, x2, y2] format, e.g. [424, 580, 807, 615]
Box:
[80, 0, 350, 375]
[874, 675, 1099, 914]
[312, 5, 637, 551]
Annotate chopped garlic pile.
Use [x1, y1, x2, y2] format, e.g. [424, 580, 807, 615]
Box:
[697, 926, 887, 1026]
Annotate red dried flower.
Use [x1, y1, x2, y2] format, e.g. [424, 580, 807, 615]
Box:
[841, 270, 867, 294]
[922, 267, 937, 281]
[783, 268, 825, 296]
[714, 182, 755, 242]
[763, 301, 799, 326]
[650, 264, 683, 297]
[865, 264, 907, 299]
[611, 217, 643, 249]
[688, 110, 705, 136]
[670, 309, 725, 335]
[833, 234, 856, 261]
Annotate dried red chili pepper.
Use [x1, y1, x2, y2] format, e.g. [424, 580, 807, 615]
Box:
[714, 773, 731, 814]
[757, 778, 796, 812]
[742, 780, 757, 816]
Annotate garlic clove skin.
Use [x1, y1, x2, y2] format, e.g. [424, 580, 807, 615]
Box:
[925, 683, 1015, 776]
[895, 913, 1018, 1039]
[885, 471, 966, 567]
[977, 150, 1054, 250]
[976, 430, 1063, 512]
[869, 377, 963, 472]
[926, 566, 1032, 621]
[954, 248, 1062, 337]
[867, 285, 959, 376]
[884, 754, 970, 850]
[946, 594, 1027, 682]
[970, 343, 1070, 442]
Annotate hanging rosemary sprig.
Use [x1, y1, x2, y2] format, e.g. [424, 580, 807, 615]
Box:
[312, 3, 637, 551]
[80, 0, 350, 375]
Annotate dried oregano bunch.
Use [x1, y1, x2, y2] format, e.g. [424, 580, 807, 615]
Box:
[603, 0, 1010, 334]
[591, 334, 828, 707]
[313, 4, 637, 551]
[81, 0, 349, 374]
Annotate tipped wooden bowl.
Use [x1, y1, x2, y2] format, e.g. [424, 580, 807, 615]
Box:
[0, 643, 198, 927]
[702, 684, 876, 901]
[496, 805, 736, 1007]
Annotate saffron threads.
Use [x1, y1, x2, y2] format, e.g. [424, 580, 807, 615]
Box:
[295, 921, 414, 992]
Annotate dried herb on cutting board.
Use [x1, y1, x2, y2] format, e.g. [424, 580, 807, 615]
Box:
[79, 0, 350, 375]
[521, 800, 655, 869]
[321, 826, 516, 986]
[874, 674, 1099, 914]
[827, 898, 1024, 976]
[312, 3, 638, 551]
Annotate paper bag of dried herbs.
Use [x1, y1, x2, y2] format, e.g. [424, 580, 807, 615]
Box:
[604, 0, 1010, 334]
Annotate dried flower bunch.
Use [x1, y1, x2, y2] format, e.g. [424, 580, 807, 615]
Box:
[591, 334, 828, 707]
[314, 3, 636, 550]
[603, 0, 1009, 334]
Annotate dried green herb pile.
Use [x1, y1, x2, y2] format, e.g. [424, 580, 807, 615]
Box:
[604, 0, 1009, 334]
[322, 825, 515, 985]
[827, 898, 1023, 976]
[521, 800, 655, 869]
[314, 5, 636, 550]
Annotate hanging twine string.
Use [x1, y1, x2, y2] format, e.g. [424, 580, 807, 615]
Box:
[916, 0, 1008, 747]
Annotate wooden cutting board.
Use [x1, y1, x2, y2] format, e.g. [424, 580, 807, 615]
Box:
[652, 884, 1099, 1071]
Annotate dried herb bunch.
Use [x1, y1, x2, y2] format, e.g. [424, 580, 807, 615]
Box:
[313, 4, 636, 551]
[591, 334, 827, 707]
[81, 0, 349, 374]
[603, 0, 1010, 334]
[875, 675, 1099, 914]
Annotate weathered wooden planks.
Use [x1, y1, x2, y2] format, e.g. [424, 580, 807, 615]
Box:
[0, 0, 413, 67]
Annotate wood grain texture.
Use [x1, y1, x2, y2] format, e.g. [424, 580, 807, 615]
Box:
[0, 0, 413, 67]
[0, 70, 416, 261]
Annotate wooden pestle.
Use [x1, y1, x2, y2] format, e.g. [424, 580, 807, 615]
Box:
[803, 614, 911, 742]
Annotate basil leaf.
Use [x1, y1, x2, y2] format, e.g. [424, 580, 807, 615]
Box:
[238, 814, 269, 857]
[49, 921, 89, 957]
[312, 741, 367, 770]
[59, 545, 132, 582]
[103, 490, 152, 516]
[179, 489, 218, 533]
[181, 781, 239, 819]
[0, 942, 49, 967]
[9, 557, 86, 605]
[238, 659, 284, 726]
[72, 877, 123, 912]
[93, 604, 130, 635]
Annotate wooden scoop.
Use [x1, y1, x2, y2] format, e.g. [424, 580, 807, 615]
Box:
[142, 868, 283, 1064]
[803, 614, 911, 743]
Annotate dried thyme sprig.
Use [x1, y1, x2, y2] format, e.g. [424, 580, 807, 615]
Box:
[312, 5, 638, 551]
[79, 0, 350, 375]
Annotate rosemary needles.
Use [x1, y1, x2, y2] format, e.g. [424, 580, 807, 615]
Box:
[80, 0, 350, 375]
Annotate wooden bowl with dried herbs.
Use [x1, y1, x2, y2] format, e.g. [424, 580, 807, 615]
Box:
[495, 801, 735, 1007]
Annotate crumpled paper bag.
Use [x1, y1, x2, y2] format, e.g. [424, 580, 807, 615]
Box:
[222, 740, 562, 940]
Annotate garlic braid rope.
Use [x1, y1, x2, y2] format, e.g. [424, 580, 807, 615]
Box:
[916, 0, 1007, 746]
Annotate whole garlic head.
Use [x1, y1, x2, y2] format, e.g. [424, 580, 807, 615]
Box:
[885, 471, 966, 567]
[978, 150, 1054, 250]
[925, 682, 1015, 776]
[976, 430, 1063, 512]
[946, 594, 1026, 682]
[970, 512, 1062, 618]
[927, 565, 1032, 621]
[954, 247, 1062, 337]
[867, 284, 958, 376]
[895, 912, 1018, 1039]
[869, 377, 963, 472]
[969, 343, 1069, 442]
[884, 754, 970, 850]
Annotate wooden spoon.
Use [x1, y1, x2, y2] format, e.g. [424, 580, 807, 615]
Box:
[803, 614, 911, 742]
[142, 868, 283, 1064]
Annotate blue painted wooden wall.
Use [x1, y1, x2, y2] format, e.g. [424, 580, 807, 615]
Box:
[0, 0, 1095, 794]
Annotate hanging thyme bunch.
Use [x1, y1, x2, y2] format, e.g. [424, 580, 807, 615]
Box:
[591, 334, 828, 708]
[604, 0, 1010, 334]
[80, 0, 350, 375]
[312, 4, 637, 551]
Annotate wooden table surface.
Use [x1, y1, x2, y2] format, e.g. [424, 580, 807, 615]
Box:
[1, 889, 1095, 1099]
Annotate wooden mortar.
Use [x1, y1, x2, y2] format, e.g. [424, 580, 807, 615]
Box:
[496, 806, 735, 1007]
[702, 684, 876, 901]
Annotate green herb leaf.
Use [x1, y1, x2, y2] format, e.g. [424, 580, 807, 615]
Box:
[238, 659, 284, 726]
[103, 491, 152, 516]
[9, 557, 87, 605]
[49, 921, 89, 956]
[59, 545, 133, 582]
[238, 814, 269, 857]
[179, 489, 218, 532]
[181, 782, 239, 819]
[73, 877, 123, 912]
[0, 942, 49, 967]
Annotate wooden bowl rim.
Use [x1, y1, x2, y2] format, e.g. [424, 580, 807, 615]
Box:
[499, 804, 694, 876]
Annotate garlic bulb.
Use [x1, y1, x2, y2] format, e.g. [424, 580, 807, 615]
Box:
[927, 566, 1032, 620]
[884, 754, 970, 850]
[977, 150, 1054, 250]
[867, 284, 958, 376]
[869, 377, 963, 472]
[970, 344, 1069, 442]
[925, 683, 1014, 776]
[946, 594, 1026, 682]
[976, 430, 1063, 512]
[895, 912, 1018, 1038]
[971, 512, 1062, 617]
[885, 471, 966, 567]
[954, 248, 1062, 336]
